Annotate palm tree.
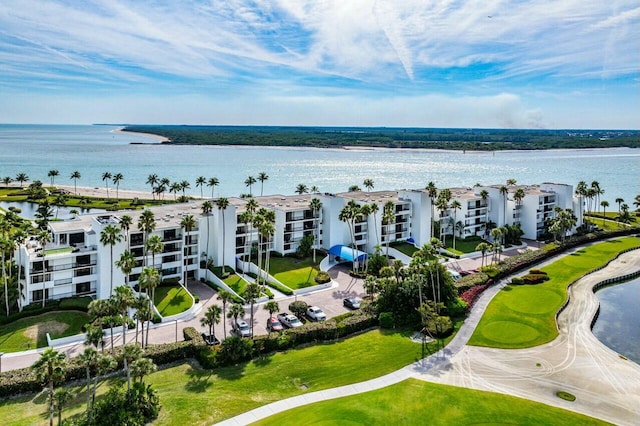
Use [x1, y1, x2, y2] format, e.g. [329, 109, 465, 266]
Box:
[37, 230, 51, 307]
[0, 236, 14, 316]
[195, 176, 206, 198]
[111, 285, 134, 346]
[53, 193, 68, 220]
[112, 173, 123, 200]
[138, 209, 156, 266]
[201, 201, 213, 257]
[84, 323, 104, 352]
[101, 172, 112, 199]
[506, 178, 517, 186]
[201, 305, 222, 339]
[310, 185, 320, 193]
[119, 214, 133, 249]
[381, 201, 395, 258]
[244, 176, 256, 196]
[257, 172, 269, 196]
[100, 224, 123, 296]
[1, 176, 13, 186]
[216, 198, 229, 267]
[13, 227, 28, 306]
[217, 290, 233, 339]
[15, 172, 29, 187]
[499, 185, 509, 225]
[424, 182, 438, 239]
[180, 180, 191, 198]
[146, 174, 159, 200]
[70, 171, 81, 195]
[77, 347, 99, 413]
[145, 234, 163, 272]
[575, 180, 588, 226]
[600, 200, 609, 227]
[475, 242, 490, 267]
[258, 210, 275, 283]
[207, 177, 220, 198]
[133, 295, 150, 346]
[122, 343, 142, 392]
[32, 348, 67, 426]
[115, 250, 136, 288]
[169, 182, 181, 200]
[244, 282, 261, 337]
[309, 198, 323, 263]
[615, 197, 624, 215]
[295, 183, 308, 195]
[138, 267, 160, 346]
[450, 200, 461, 250]
[130, 357, 157, 384]
[338, 200, 362, 271]
[47, 169, 59, 187]
[363, 178, 374, 192]
[634, 195, 640, 209]
[263, 301, 279, 332]
[591, 181, 604, 216]
[513, 188, 525, 224]
[180, 214, 197, 288]
[227, 302, 245, 327]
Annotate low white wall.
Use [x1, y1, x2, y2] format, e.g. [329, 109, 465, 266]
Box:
[386, 247, 413, 264]
[46, 332, 85, 347]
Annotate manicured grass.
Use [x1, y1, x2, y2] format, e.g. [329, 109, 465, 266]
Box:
[444, 235, 486, 254]
[0, 311, 89, 352]
[469, 237, 640, 348]
[43, 246, 73, 255]
[222, 273, 249, 296]
[0, 329, 424, 425]
[154, 286, 193, 317]
[265, 256, 320, 290]
[254, 379, 606, 426]
[389, 241, 418, 257]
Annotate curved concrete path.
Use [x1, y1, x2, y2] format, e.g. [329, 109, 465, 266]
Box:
[217, 246, 640, 426]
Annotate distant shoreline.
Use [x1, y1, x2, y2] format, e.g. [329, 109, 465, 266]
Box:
[112, 127, 169, 143]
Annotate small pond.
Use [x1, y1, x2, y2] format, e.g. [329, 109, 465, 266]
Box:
[592, 277, 640, 364]
[0, 201, 104, 221]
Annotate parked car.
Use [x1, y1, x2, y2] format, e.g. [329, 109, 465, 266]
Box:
[343, 298, 361, 310]
[201, 333, 220, 346]
[231, 318, 252, 338]
[266, 316, 284, 332]
[277, 312, 303, 328]
[306, 305, 327, 321]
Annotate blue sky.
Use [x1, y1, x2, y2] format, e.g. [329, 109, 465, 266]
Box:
[0, 0, 638, 129]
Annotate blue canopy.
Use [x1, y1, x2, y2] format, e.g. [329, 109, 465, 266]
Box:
[328, 245, 368, 262]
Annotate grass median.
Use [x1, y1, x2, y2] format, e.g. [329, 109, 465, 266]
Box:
[254, 378, 607, 426]
[468, 236, 640, 348]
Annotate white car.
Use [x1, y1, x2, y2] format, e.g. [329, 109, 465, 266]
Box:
[232, 318, 252, 338]
[306, 306, 327, 322]
[277, 312, 303, 328]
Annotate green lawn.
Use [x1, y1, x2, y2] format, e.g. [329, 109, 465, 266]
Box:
[469, 236, 640, 348]
[254, 378, 607, 426]
[265, 256, 320, 290]
[222, 273, 249, 296]
[389, 241, 418, 257]
[0, 311, 89, 352]
[43, 247, 73, 256]
[154, 286, 193, 317]
[0, 329, 426, 425]
[444, 235, 486, 254]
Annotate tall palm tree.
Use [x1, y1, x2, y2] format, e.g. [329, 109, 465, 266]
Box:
[100, 224, 123, 296]
[425, 182, 438, 239]
[180, 214, 197, 288]
[145, 234, 164, 272]
[600, 200, 609, 227]
[195, 176, 206, 198]
[450, 200, 461, 250]
[133, 295, 150, 346]
[263, 301, 279, 333]
[15, 172, 29, 187]
[244, 176, 256, 196]
[309, 198, 323, 262]
[122, 343, 142, 392]
[119, 214, 133, 250]
[244, 282, 261, 337]
[138, 267, 160, 346]
[363, 178, 374, 192]
[216, 198, 230, 267]
[295, 183, 308, 195]
[201, 201, 213, 257]
[499, 185, 509, 225]
[0, 236, 14, 316]
[180, 180, 191, 198]
[475, 242, 490, 267]
[201, 305, 222, 339]
[591, 181, 604, 216]
[217, 290, 233, 338]
[207, 177, 219, 198]
[258, 210, 275, 283]
[70, 171, 81, 195]
[37, 230, 51, 307]
[310, 185, 320, 193]
[146, 174, 159, 200]
[137, 209, 156, 266]
[227, 302, 245, 326]
[169, 182, 181, 200]
[77, 347, 99, 414]
[101, 172, 112, 199]
[257, 172, 269, 196]
[111, 285, 134, 346]
[47, 169, 59, 187]
[615, 197, 624, 214]
[513, 188, 525, 224]
[112, 173, 123, 200]
[32, 348, 67, 426]
[13, 227, 28, 307]
[506, 178, 517, 186]
[382, 201, 395, 258]
[115, 250, 136, 287]
[1, 176, 13, 186]
[339, 200, 362, 271]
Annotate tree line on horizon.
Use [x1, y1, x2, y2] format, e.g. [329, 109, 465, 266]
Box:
[123, 125, 640, 150]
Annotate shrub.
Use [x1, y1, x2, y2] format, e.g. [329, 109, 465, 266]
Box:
[454, 272, 489, 294]
[194, 295, 200, 303]
[529, 269, 547, 275]
[151, 314, 162, 324]
[143, 341, 197, 365]
[460, 284, 488, 307]
[314, 271, 331, 284]
[521, 273, 550, 284]
[289, 300, 308, 318]
[378, 312, 394, 329]
[445, 297, 468, 316]
[265, 280, 294, 296]
[511, 277, 524, 285]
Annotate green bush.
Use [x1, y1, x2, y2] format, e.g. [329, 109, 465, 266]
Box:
[521, 273, 550, 284]
[59, 296, 92, 311]
[151, 314, 162, 324]
[264, 280, 294, 296]
[529, 269, 547, 275]
[445, 297, 468, 316]
[378, 312, 394, 329]
[289, 300, 308, 318]
[314, 271, 331, 284]
[454, 272, 489, 293]
[511, 277, 524, 285]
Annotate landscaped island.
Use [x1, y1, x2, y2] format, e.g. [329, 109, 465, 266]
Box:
[122, 125, 640, 151]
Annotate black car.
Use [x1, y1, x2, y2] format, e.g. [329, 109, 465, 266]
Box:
[343, 298, 360, 309]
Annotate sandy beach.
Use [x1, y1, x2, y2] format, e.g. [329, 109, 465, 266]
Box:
[112, 127, 169, 143]
[3, 181, 157, 200]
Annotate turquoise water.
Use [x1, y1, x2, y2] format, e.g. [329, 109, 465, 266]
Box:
[592, 278, 640, 364]
[0, 124, 638, 201]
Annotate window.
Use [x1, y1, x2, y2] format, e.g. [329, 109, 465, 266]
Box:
[32, 289, 49, 302]
[76, 282, 91, 295]
[69, 232, 84, 246]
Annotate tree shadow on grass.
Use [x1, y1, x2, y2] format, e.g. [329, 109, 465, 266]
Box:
[185, 367, 214, 393]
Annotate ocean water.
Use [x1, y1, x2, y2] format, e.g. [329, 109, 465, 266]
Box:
[0, 124, 638, 202]
[592, 278, 640, 364]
